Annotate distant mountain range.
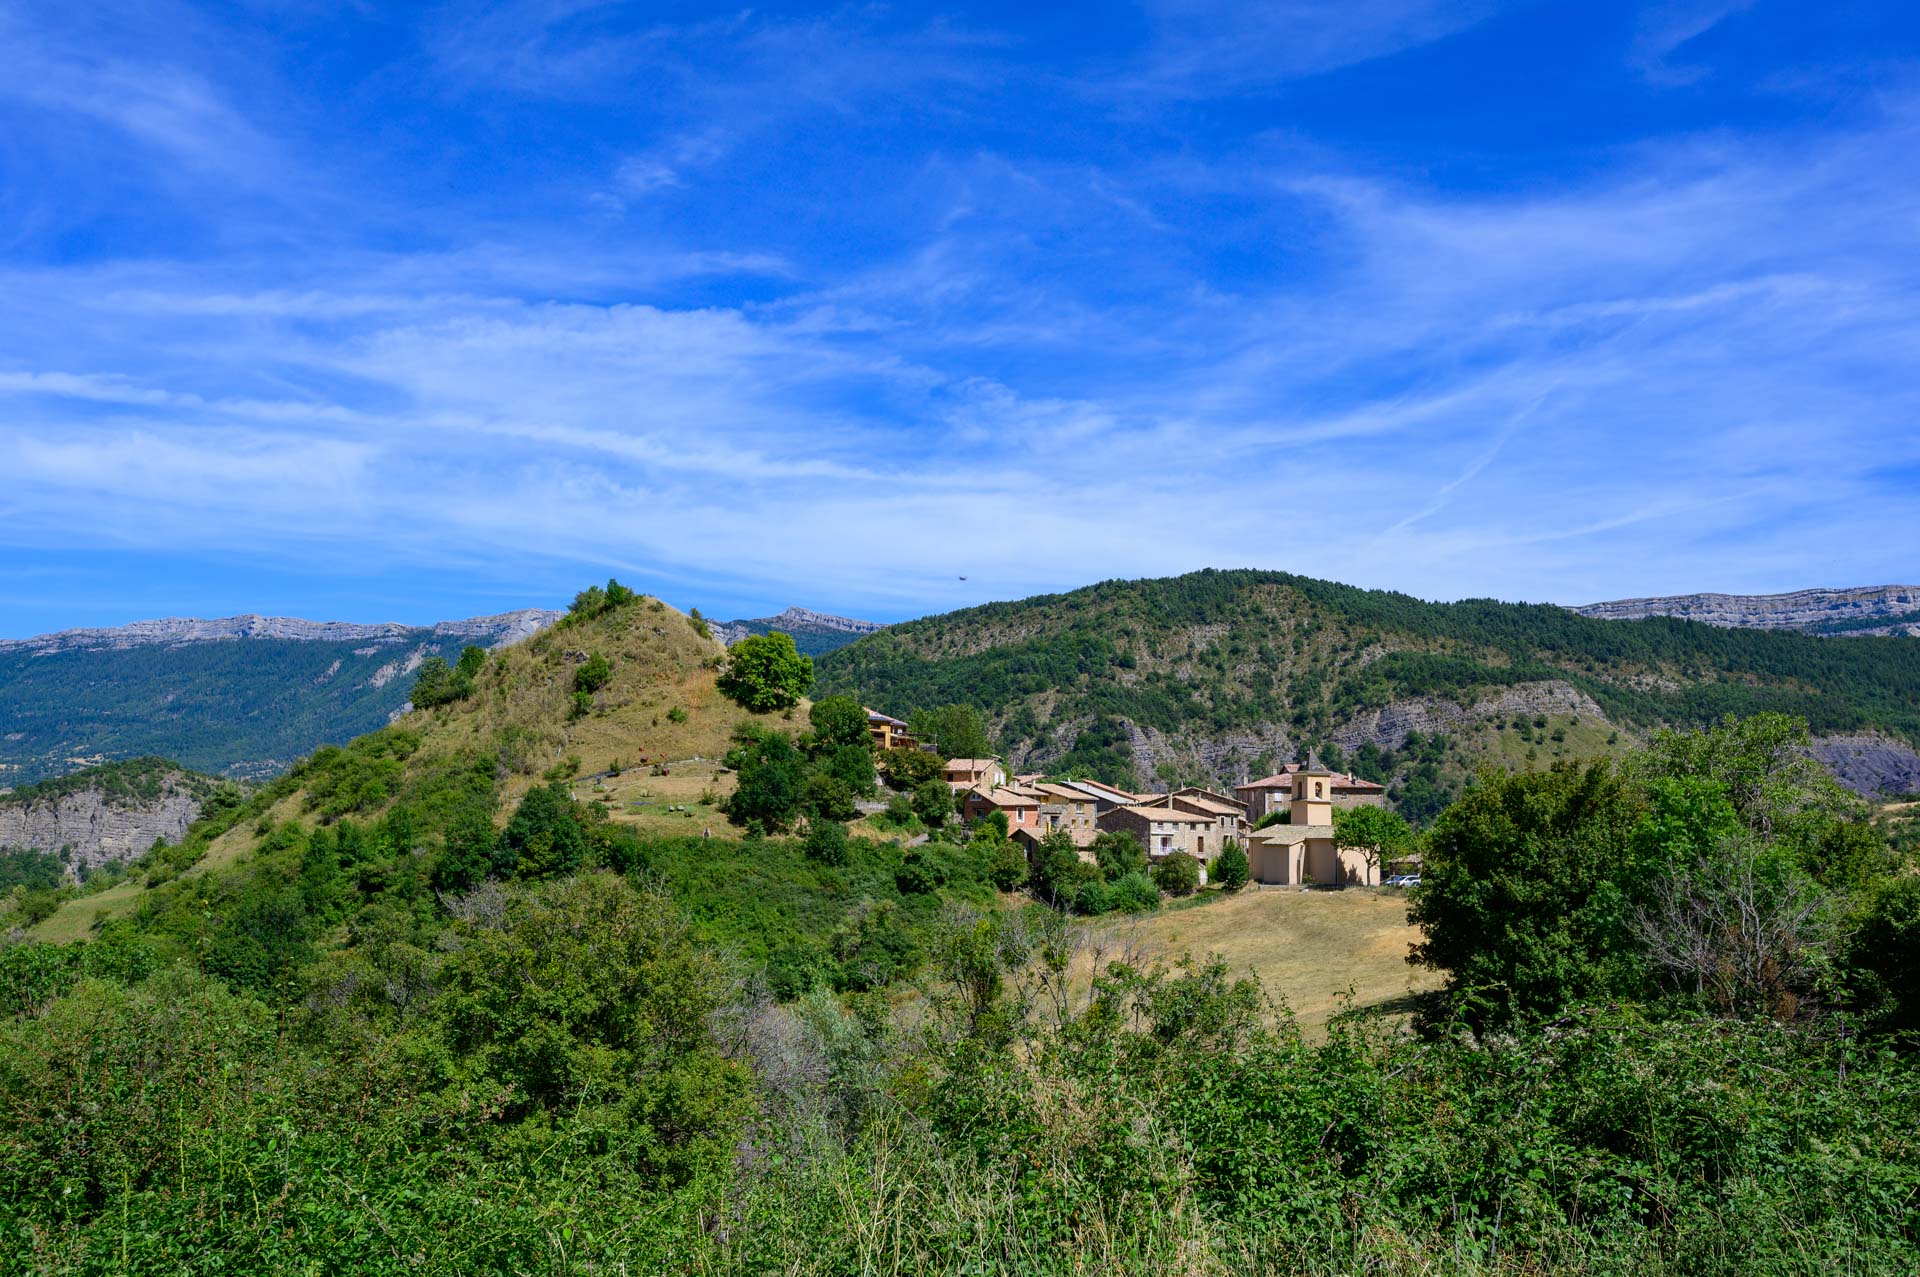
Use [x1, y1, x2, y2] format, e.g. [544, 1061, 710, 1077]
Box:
[712, 607, 885, 655]
[1574, 585, 1920, 636]
[0, 609, 562, 786]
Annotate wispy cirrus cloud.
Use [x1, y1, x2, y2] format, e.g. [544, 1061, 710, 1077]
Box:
[1, 0, 1917, 633]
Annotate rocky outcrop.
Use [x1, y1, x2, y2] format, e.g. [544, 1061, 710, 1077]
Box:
[0, 785, 202, 878]
[1330, 682, 1607, 753]
[713, 607, 886, 652]
[1, 608, 563, 654]
[1810, 733, 1920, 798]
[1573, 585, 1920, 632]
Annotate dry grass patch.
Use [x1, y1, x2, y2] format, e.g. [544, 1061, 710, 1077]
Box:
[1071, 886, 1441, 1035]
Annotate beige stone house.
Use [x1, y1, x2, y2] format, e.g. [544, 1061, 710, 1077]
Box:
[1243, 764, 1381, 887]
[1099, 800, 1219, 865]
[945, 757, 1008, 791]
[1168, 787, 1246, 847]
[1030, 783, 1100, 843]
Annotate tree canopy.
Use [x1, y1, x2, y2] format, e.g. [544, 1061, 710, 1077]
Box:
[717, 632, 814, 713]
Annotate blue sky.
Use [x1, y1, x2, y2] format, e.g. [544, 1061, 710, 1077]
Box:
[2, 0, 1918, 635]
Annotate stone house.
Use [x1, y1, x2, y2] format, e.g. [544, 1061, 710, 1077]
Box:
[945, 757, 1008, 792]
[1099, 800, 1218, 865]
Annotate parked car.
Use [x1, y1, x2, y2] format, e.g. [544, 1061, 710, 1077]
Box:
[1384, 873, 1422, 887]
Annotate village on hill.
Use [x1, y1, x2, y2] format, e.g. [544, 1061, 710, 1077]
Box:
[863, 706, 1402, 888]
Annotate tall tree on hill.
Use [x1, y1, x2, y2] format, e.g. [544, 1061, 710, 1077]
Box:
[808, 695, 871, 752]
[910, 704, 994, 760]
[718, 633, 813, 713]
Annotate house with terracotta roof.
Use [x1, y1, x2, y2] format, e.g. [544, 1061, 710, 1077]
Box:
[1030, 782, 1100, 842]
[1243, 764, 1380, 887]
[1099, 799, 1219, 866]
[1167, 788, 1246, 847]
[944, 757, 1008, 791]
[1233, 765, 1387, 824]
[960, 784, 1040, 836]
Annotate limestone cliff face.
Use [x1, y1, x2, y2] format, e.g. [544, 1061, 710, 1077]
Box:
[0, 784, 202, 878]
[1573, 585, 1920, 632]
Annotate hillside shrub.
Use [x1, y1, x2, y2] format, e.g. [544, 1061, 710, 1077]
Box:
[987, 839, 1029, 891]
[574, 651, 613, 694]
[1151, 851, 1200, 896]
[1213, 840, 1250, 891]
[803, 819, 849, 867]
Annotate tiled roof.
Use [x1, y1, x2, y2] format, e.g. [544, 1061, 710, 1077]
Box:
[945, 758, 1002, 771]
[1171, 794, 1243, 817]
[971, 786, 1039, 808]
[1248, 823, 1336, 845]
[1115, 803, 1212, 824]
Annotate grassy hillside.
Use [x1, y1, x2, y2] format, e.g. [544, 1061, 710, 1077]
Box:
[816, 568, 1920, 809]
[13, 589, 997, 997]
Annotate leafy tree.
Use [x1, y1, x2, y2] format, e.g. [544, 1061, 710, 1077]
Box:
[1848, 875, 1920, 1036]
[911, 778, 955, 829]
[456, 644, 487, 679]
[1090, 830, 1147, 882]
[803, 819, 849, 867]
[433, 808, 497, 891]
[1410, 760, 1649, 1027]
[809, 695, 870, 752]
[574, 652, 613, 695]
[1333, 804, 1416, 880]
[1213, 840, 1250, 892]
[717, 632, 813, 713]
[441, 874, 750, 1183]
[896, 848, 944, 894]
[1152, 851, 1200, 897]
[878, 747, 945, 790]
[1029, 828, 1094, 906]
[805, 772, 859, 823]
[987, 840, 1030, 891]
[821, 743, 878, 798]
[909, 703, 995, 760]
[410, 656, 463, 708]
[725, 725, 808, 833]
[499, 782, 588, 878]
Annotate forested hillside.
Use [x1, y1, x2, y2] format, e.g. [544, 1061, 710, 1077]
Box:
[0, 611, 558, 785]
[815, 569, 1920, 809]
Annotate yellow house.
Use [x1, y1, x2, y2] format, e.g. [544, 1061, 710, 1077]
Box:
[1244, 764, 1381, 887]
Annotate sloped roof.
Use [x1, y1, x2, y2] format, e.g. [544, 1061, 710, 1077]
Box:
[865, 708, 910, 727]
[1170, 794, 1243, 817]
[945, 758, 1002, 772]
[970, 786, 1038, 808]
[1115, 803, 1213, 824]
[1248, 823, 1336, 845]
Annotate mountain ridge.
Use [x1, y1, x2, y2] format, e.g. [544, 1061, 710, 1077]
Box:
[1574, 584, 1920, 635]
[712, 606, 885, 655]
[3, 608, 563, 653]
